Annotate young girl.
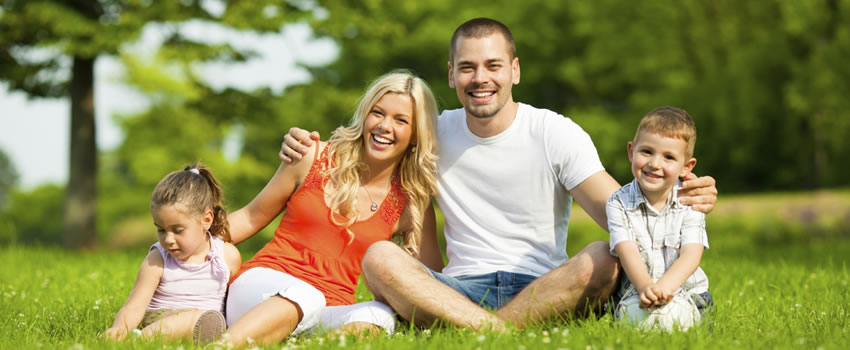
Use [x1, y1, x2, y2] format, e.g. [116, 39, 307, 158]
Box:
[223, 70, 440, 347]
[104, 164, 242, 344]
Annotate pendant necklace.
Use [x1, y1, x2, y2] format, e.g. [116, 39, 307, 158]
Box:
[362, 183, 379, 212]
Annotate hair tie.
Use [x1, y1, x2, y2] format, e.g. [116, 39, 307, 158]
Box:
[188, 168, 200, 175]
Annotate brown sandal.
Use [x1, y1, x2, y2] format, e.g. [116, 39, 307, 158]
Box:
[193, 310, 226, 345]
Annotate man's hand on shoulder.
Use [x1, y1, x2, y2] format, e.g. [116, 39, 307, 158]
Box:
[279, 128, 321, 163]
[678, 173, 717, 214]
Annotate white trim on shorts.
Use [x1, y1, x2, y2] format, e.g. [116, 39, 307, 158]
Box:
[319, 301, 396, 335]
[226, 267, 326, 335]
[226, 267, 396, 335]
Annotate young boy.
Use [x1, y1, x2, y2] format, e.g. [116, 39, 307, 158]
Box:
[607, 106, 712, 331]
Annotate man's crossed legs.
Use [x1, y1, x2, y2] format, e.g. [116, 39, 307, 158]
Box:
[361, 241, 620, 330]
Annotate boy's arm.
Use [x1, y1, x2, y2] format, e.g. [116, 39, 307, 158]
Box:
[615, 241, 666, 307]
[607, 199, 661, 307]
[655, 243, 704, 294]
[656, 208, 708, 294]
[103, 250, 164, 340]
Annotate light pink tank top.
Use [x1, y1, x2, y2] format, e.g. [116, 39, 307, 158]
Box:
[147, 235, 229, 312]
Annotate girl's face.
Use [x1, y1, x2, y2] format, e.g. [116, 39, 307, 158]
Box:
[362, 92, 415, 166]
[151, 204, 212, 262]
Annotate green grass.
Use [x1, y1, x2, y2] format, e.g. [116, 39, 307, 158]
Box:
[2, 191, 849, 349]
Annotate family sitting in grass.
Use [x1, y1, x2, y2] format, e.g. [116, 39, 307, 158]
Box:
[104, 17, 719, 345]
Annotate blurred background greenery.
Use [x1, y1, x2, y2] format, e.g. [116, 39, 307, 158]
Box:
[1, 0, 849, 252]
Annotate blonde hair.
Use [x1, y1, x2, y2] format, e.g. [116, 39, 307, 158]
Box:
[326, 70, 439, 257]
[150, 163, 231, 242]
[634, 106, 697, 158]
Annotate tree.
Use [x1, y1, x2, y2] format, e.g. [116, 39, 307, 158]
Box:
[0, 148, 18, 208]
[0, 0, 309, 248]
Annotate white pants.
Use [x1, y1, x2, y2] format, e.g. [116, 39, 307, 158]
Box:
[226, 267, 396, 335]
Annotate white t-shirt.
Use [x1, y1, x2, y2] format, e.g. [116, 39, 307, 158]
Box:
[436, 103, 605, 277]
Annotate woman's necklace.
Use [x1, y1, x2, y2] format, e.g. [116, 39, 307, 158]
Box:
[362, 184, 379, 212]
[361, 175, 393, 212]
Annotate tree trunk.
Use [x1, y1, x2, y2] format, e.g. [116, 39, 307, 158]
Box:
[63, 55, 97, 249]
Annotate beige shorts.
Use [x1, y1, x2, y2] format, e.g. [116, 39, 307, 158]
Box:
[140, 308, 195, 328]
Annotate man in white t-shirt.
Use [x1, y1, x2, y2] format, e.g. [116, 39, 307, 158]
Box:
[279, 18, 717, 330]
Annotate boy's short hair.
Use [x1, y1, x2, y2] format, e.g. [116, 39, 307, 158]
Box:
[634, 106, 697, 158]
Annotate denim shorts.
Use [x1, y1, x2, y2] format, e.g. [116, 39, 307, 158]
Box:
[424, 266, 537, 310]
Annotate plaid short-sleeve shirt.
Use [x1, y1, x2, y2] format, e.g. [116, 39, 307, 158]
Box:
[607, 179, 710, 294]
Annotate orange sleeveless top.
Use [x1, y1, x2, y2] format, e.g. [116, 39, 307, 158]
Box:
[232, 144, 408, 306]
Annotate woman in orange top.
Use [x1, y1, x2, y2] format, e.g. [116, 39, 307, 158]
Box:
[224, 70, 442, 346]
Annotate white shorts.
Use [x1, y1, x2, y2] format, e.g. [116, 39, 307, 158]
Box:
[226, 267, 396, 335]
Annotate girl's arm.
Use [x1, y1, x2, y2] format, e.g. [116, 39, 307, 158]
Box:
[655, 243, 704, 295]
[103, 250, 164, 340]
[228, 142, 320, 245]
[222, 242, 242, 281]
[417, 202, 444, 272]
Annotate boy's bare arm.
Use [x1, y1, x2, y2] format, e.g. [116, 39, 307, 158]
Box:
[655, 243, 704, 295]
[614, 241, 660, 306]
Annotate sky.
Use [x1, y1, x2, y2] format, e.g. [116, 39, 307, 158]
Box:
[0, 20, 337, 189]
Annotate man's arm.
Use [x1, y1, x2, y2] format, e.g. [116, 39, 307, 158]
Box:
[570, 170, 622, 232]
[678, 173, 718, 214]
[571, 171, 717, 226]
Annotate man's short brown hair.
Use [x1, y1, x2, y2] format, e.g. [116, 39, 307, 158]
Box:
[634, 106, 697, 158]
[449, 17, 516, 63]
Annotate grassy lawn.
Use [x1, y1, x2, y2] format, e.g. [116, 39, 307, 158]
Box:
[2, 191, 849, 349]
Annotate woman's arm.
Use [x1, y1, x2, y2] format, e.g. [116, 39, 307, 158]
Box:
[228, 142, 319, 245]
[418, 202, 444, 272]
[103, 250, 164, 340]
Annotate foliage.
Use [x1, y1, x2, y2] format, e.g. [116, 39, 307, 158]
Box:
[0, 184, 64, 245]
[5, 1, 850, 245]
[0, 147, 18, 208]
[294, 0, 850, 191]
[0, 0, 314, 248]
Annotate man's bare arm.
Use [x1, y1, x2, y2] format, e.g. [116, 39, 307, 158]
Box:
[570, 170, 622, 232]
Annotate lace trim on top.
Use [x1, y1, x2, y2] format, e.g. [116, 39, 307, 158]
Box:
[302, 143, 408, 227]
